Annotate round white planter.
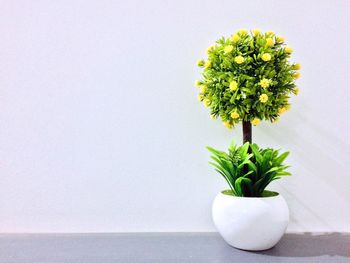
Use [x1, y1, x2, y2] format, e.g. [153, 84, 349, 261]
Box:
[212, 191, 289, 251]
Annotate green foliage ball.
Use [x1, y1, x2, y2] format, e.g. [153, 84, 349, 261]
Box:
[196, 29, 300, 129]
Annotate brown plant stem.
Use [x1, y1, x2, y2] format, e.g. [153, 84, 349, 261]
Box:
[242, 121, 252, 175]
[242, 121, 252, 144]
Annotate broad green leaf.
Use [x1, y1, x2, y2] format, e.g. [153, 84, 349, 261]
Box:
[275, 151, 289, 165]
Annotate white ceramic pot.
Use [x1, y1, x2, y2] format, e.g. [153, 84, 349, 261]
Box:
[212, 191, 289, 251]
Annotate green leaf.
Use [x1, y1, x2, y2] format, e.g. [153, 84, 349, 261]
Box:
[277, 171, 291, 176]
[235, 177, 253, 197]
[247, 161, 257, 172]
[250, 144, 263, 164]
[275, 151, 290, 165]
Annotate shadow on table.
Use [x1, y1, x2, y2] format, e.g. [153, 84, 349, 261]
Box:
[254, 232, 350, 257]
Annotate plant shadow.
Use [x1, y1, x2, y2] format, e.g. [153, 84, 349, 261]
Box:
[254, 232, 350, 257]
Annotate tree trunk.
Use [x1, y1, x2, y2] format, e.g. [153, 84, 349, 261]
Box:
[242, 121, 252, 144]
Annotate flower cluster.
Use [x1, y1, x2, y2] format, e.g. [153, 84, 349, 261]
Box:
[196, 29, 300, 129]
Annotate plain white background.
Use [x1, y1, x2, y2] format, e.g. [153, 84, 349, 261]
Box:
[0, 0, 349, 233]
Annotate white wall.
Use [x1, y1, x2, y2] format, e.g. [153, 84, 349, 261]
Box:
[0, 0, 349, 233]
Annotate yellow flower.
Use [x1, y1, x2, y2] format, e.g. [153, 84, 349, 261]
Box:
[266, 30, 275, 36]
[223, 121, 232, 129]
[259, 94, 268, 103]
[259, 78, 271, 88]
[200, 85, 207, 93]
[206, 45, 214, 54]
[197, 94, 203, 101]
[197, 59, 205, 67]
[204, 60, 212, 69]
[251, 118, 261, 126]
[293, 63, 301, 70]
[210, 114, 217, 120]
[238, 29, 248, 35]
[273, 118, 279, 123]
[203, 99, 211, 107]
[285, 46, 293, 54]
[224, 45, 234, 54]
[234, 55, 245, 64]
[261, 53, 271, 62]
[231, 34, 240, 43]
[252, 28, 261, 36]
[294, 87, 300, 95]
[195, 80, 201, 86]
[278, 107, 286, 114]
[276, 36, 284, 43]
[229, 80, 238, 91]
[230, 111, 240, 119]
[266, 38, 274, 47]
[293, 72, 300, 79]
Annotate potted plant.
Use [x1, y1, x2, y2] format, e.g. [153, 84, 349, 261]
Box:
[195, 29, 300, 251]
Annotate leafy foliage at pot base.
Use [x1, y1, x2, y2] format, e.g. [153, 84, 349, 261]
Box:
[208, 141, 290, 197]
[222, 189, 279, 197]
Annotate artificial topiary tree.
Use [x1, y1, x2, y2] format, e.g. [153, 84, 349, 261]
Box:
[196, 29, 300, 143]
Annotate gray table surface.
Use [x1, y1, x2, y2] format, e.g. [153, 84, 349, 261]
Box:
[0, 232, 349, 263]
